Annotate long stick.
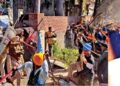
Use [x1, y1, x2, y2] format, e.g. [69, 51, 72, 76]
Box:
[25, 18, 43, 43]
[45, 54, 57, 83]
[21, 41, 36, 51]
[88, 12, 102, 26]
[13, 14, 26, 28]
[0, 70, 13, 84]
[0, 65, 17, 84]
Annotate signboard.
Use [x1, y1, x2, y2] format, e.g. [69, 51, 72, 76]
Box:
[38, 30, 45, 53]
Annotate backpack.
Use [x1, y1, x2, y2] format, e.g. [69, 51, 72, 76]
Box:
[27, 68, 45, 86]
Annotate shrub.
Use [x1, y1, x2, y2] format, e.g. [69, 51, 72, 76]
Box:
[53, 43, 79, 66]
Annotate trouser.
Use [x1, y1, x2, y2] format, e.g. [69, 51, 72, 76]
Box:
[94, 58, 99, 73]
[48, 44, 52, 56]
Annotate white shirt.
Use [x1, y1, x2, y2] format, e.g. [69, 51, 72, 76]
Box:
[17, 60, 49, 81]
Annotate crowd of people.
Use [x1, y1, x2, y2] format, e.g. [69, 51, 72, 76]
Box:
[0, 25, 58, 86]
[0, 19, 118, 86]
[64, 20, 109, 85]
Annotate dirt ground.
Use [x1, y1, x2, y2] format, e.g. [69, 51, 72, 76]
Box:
[6, 69, 68, 86]
[5, 69, 100, 86]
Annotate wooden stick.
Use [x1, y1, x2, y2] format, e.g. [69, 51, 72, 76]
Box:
[88, 12, 102, 25]
[21, 41, 36, 51]
[45, 53, 58, 84]
[0, 70, 13, 84]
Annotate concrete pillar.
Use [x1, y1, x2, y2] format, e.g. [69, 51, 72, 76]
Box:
[82, 0, 87, 16]
[35, 0, 41, 13]
[10, 0, 13, 7]
[13, 0, 18, 24]
[54, 0, 64, 16]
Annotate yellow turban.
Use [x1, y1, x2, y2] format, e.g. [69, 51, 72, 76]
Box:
[32, 53, 44, 66]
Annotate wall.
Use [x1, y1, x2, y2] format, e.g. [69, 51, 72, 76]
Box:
[29, 14, 68, 48]
[44, 16, 68, 48]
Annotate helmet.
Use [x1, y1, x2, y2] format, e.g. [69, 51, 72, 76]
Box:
[32, 53, 44, 66]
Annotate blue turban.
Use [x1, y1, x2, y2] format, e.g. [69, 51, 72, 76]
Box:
[83, 43, 92, 51]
